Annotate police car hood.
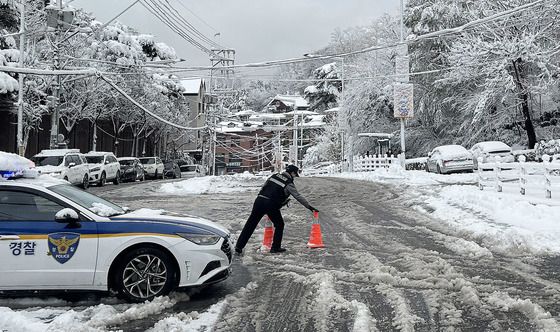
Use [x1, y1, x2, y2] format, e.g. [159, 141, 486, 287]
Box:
[111, 209, 229, 237]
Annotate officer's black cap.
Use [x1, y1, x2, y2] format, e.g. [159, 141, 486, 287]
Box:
[286, 164, 300, 177]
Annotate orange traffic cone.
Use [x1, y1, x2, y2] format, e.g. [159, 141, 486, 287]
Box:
[307, 211, 325, 248]
[261, 216, 274, 250]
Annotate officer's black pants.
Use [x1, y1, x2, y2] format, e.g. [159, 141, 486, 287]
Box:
[235, 197, 285, 250]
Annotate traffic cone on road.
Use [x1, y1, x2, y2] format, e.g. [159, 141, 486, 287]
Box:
[261, 216, 274, 250]
[307, 211, 325, 248]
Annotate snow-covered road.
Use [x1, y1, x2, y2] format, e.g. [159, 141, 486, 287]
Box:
[2, 174, 560, 331]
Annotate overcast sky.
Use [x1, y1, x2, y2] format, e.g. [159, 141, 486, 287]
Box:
[74, 0, 398, 72]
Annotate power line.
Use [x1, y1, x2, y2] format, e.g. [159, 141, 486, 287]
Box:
[139, 0, 216, 56]
[158, 0, 549, 73]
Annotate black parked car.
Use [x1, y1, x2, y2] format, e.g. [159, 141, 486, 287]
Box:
[164, 161, 182, 179]
[118, 157, 145, 182]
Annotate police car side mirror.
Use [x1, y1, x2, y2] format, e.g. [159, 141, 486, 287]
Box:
[55, 208, 80, 224]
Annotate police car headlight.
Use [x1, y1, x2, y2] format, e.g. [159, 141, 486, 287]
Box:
[176, 233, 221, 245]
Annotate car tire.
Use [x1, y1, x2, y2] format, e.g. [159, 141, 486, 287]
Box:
[113, 247, 176, 302]
[113, 171, 121, 185]
[98, 172, 106, 187]
[81, 174, 89, 189]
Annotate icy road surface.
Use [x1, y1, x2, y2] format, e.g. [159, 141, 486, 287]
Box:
[2, 176, 560, 331]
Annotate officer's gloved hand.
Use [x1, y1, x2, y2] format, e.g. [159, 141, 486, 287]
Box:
[308, 206, 319, 213]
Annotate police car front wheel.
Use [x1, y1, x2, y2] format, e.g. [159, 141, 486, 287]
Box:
[113, 247, 176, 302]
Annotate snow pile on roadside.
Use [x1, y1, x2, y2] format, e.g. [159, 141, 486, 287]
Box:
[159, 173, 265, 195]
[148, 300, 226, 332]
[0, 293, 189, 332]
[420, 185, 560, 253]
[332, 169, 477, 186]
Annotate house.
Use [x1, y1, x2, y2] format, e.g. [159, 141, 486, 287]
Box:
[264, 94, 309, 113]
[179, 78, 208, 162]
[213, 121, 274, 175]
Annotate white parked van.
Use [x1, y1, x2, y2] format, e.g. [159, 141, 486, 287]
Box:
[31, 149, 90, 188]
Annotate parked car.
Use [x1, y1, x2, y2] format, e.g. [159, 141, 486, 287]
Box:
[164, 161, 182, 179]
[118, 157, 145, 182]
[179, 164, 204, 178]
[85, 152, 121, 186]
[426, 145, 474, 174]
[31, 149, 90, 188]
[0, 163, 233, 302]
[139, 157, 165, 179]
[470, 141, 514, 169]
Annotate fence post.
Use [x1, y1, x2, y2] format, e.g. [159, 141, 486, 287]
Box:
[494, 156, 502, 192]
[518, 155, 526, 195]
[543, 154, 552, 199]
[477, 157, 484, 190]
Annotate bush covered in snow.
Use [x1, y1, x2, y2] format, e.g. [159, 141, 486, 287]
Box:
[534, 139, 560, 160]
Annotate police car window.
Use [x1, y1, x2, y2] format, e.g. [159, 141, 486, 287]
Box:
[0, 190, 64, 221]
[49, 184, 125, 217]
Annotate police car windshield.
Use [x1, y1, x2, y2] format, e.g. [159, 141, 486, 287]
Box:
[49, 184, 125, 217]
[32, 156, 63, 167]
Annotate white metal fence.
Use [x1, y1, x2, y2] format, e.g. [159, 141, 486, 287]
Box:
[352, 154, 399, 172]
[304, 154, 399, 175]
[477, 155, 560, 199]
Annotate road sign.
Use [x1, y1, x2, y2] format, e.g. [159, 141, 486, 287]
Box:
[393, 83, 414, 119]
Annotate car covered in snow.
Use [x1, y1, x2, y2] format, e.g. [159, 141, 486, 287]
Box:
[31, 149, 90, 189]
[0, 154, 233, 302]
[138, 157, 165, 179]
[469, 141, 514, 168]
[118, 157, 146, 182]
[426, 145, 474, 174]
[85, 152, 121, 186]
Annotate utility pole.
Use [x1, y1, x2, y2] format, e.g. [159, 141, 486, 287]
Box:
[48, 0, 63, 149]
[16, 1, 25, 156]
[399, 0, 407, 165]
[393, 0, 413, 167]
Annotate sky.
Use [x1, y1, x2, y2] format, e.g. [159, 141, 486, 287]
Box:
[73, 0, 398, 74]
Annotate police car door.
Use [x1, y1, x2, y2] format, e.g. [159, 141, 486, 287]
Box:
[0, 187, 98, 288]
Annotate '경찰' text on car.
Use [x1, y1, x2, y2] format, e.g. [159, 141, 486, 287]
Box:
[426, 145, 474, 174]
[138, 157, 165, 179]
[85, 152, 121, 186]
[469, 141, 515, 169]
[118, 157, 145, 182]
[31, 149, 90, 189]
[0, 159, 233, 302]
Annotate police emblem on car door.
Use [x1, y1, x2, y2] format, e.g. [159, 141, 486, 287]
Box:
[48, 232, 80, 264]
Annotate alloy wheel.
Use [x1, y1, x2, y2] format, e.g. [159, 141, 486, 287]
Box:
[122, 254, 167, 299]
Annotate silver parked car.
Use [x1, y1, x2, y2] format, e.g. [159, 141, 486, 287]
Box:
[469, 141, 514, 169]
[426, 145, 474, 174]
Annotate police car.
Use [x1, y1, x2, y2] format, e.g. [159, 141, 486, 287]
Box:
[0, 152, 233, 302]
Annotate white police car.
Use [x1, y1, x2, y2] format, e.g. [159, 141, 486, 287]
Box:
[0, 152, 233, 302]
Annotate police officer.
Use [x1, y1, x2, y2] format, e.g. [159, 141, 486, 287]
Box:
[235, 165, 319, 254]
